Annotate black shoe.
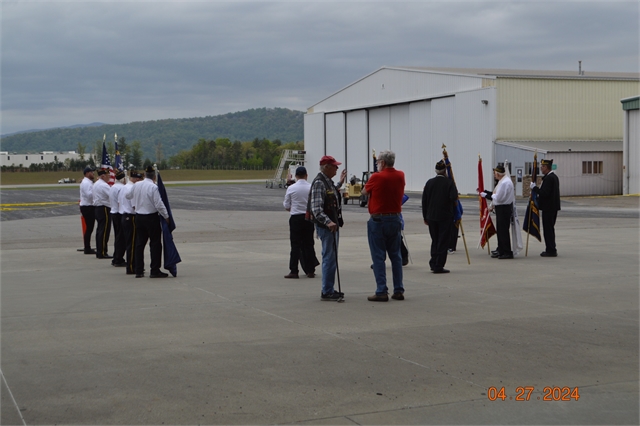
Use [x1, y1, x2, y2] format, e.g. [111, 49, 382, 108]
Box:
[126, 270, 136, 275]
[490, 252, 500, 258]
[112, 262, 126, 267]
[391, 293, 404, 301]
[135, 273, 144, 278]
[367, 294, 389, 302]
[150, 272, 169, 278]
[321, 292, 343, 301]
[491, 250, 499, 256]
[498, 253, 514, 259]
[432, 268, 450, 274]
[540, 251, 557, 257]
[97, 255, 113, 259]
[284, 272, 299, 279]
[84, 249, 96, 255]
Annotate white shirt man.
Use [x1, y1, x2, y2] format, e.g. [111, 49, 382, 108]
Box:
[79, 167, 96, 254]
[282, 166, 318, 279]
[93, 170, 113, 258]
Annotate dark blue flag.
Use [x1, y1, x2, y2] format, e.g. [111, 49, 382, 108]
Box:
[523, 154, 542, 242]
[114, 142, 123, 171]
[444, 155, 464, 221]
[157, 171, 181, 276]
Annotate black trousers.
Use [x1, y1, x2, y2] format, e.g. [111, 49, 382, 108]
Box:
[122, 214, 137, 274]
[135, 213, 162, 275]
[111, 213, 125, 264]
[80, 205, 95, 252]
[95, 205, 111, 258]
[289, 214, 318, 274]
[449, 221, 459, 250]
[542, 209, 558, 254]
[494, 204, 512, 255]
[427, 219, 451, 271]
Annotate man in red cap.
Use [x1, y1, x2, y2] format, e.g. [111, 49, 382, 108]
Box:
[308, 155, 347, 301]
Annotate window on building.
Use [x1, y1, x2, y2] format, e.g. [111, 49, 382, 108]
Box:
[26, 156, 28, 160]
[41, 156, 44, 160]
[525, 162, 539, 176]
[582, 161, 603, 174]
[7, 156, 9, 160]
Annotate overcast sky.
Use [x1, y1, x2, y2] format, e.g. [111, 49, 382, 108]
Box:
[1, 0, 638, 136]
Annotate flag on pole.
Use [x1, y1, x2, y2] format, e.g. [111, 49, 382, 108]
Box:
[114, 142, 123, 171]
[101, 141, 115, 186]
[442, 147, 463, 221]
[157, 170, 181, 276]
[522, 153, 542, 242]
[477, 155, 496, 248]
[114, 133, 123, 171]
[372, 149, 378, 173]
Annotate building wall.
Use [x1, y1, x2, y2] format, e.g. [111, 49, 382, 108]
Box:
[0, 151, 79, 168]
[624, 108, 639, 194]
[309, 67, 488, 114]
[551, 151, 622, 196]
[306, 86, 496, 194]
[497, 78, 639, 140]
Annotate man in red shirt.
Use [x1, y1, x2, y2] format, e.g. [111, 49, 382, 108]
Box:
[361, 150, 406, 302]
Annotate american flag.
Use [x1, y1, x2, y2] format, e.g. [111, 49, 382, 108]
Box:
[101, 142, 115, 186]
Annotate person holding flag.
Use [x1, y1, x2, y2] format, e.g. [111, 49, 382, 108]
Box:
[101, 136, 116, 185]
[126, 165, 170, 278]
[480, 165, 515, 259]
[422, 160, 459, 273]
[531, 158, 561, 257]
[477, 155, 497, 252]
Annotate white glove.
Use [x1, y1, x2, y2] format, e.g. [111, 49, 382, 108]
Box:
[530, 182, 536, 189]
[479, 192, 486, 198]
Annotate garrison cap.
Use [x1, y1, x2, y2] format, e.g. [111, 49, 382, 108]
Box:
[435, 160, 446, 171]
[493, 165, 506, 173]
[541, 159, 553, 166]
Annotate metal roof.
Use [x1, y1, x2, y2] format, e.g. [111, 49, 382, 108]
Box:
[392, 66, 639, 81]
[496, 140, 623, 153]
[621, 96, 640, 110]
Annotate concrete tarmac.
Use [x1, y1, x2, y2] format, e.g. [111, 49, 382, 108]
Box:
[1, 183, 638, 425]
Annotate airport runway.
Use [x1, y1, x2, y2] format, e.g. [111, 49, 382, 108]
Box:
[1, 181, 638, 425]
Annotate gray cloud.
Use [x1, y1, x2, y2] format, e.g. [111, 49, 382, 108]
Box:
[1, 0, 637, 135]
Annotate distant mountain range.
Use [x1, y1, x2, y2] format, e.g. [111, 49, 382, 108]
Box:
[1, 122, 107, 138]
[0, 108, 304, 158]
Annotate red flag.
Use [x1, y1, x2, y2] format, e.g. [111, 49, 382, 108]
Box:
[477, 156, 496, 248]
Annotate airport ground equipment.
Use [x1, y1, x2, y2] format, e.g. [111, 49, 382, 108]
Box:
[266, 149, 306, 189]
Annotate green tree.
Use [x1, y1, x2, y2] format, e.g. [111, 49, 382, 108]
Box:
[77, 142, 86, 161]
[129, 141, 144, 169]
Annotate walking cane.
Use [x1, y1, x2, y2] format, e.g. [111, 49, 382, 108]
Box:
[332, 230, 344, 302]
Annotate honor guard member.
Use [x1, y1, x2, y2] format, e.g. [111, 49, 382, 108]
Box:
[93, 169, 112, 259]
[480, 165, 515, 259]
[127, 165, 170, 278]
[79, 166, 96, 254]
[361, 150, 406, 301]
[308, 155, 347, 301]
[531, 159, 561, 257]
[109, 170, 127, 267]
[422, 160, 459, 274]
[283, 166, 319, 279]
[119, 170, 142, 275]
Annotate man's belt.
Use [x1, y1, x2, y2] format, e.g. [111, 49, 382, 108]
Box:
[370, 213, 400, 218]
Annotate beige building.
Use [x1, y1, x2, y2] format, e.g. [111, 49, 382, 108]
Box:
[304, 67, 639, 196]
[622, 96, 639, 195]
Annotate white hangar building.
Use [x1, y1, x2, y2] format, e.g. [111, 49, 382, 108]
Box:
[621, 96, 639, 195]
[303, 67, 639, 196]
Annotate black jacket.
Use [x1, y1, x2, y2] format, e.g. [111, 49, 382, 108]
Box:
[422, 175, 458, 222]
[535, 172, 561, 211]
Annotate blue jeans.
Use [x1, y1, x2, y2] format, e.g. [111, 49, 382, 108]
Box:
[368, 216, 404, 296]
[316, 225, 339, 295]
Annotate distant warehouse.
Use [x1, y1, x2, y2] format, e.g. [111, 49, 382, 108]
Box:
[304, 66, 639, 196]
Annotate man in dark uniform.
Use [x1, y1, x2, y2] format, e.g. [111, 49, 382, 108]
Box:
[422, 160, 459, 274]
[531, 158, 561, 257]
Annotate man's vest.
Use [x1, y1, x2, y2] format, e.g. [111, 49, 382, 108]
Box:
[305, 172, 343, 228]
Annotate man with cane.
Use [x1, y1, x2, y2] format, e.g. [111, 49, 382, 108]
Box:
[308, 156, 347, 301]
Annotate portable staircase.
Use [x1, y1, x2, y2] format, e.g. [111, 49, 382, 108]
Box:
[266, 149, 306, 188]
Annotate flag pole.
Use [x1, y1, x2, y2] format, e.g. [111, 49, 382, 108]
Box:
[442, 144, 470, 265]
[525, 151, 537, 257]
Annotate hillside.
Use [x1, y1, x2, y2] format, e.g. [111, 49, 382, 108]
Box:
[0, 108, 304, 158]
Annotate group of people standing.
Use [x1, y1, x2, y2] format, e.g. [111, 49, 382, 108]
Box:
[284, 152, 561, 302]
[79, 165, 171, 278]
